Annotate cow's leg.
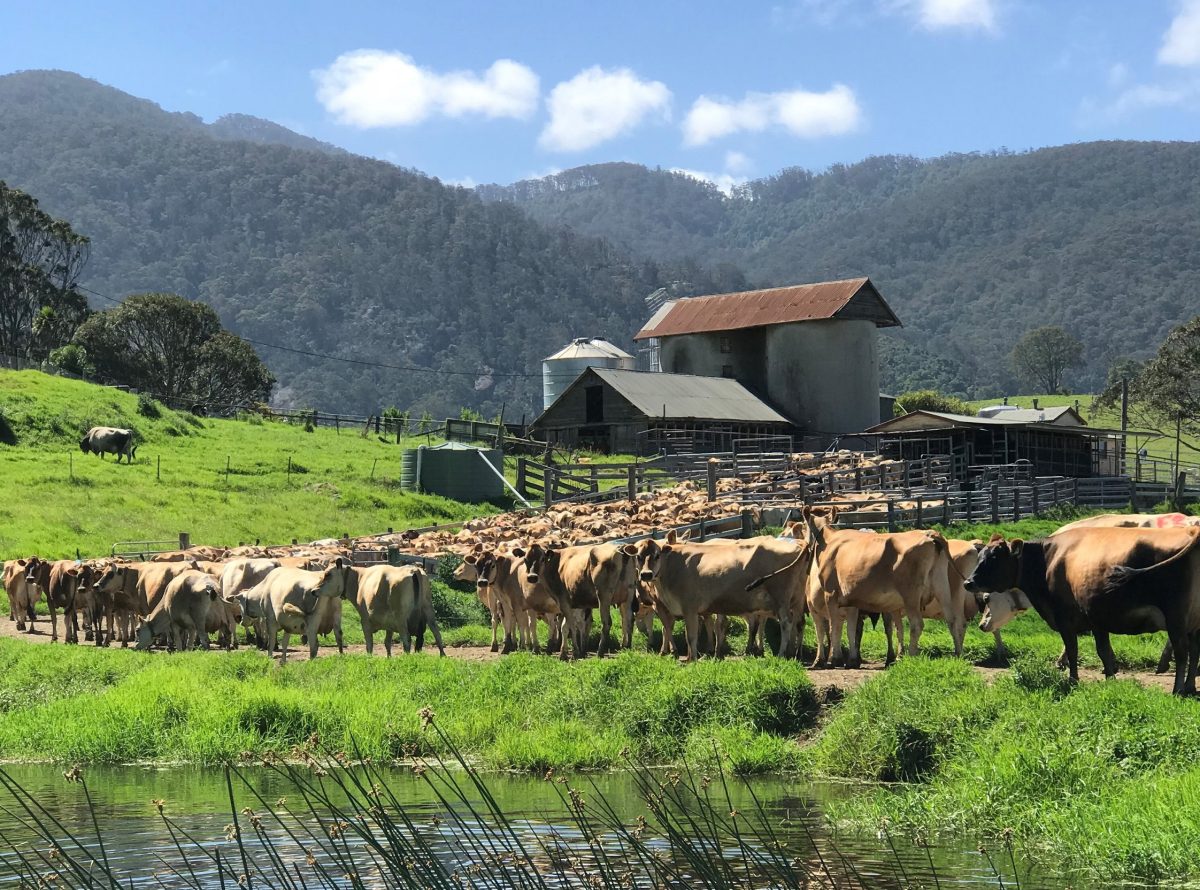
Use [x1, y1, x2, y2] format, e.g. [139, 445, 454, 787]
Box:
[880, 613, 897, 666]
[1060, 633, 1079, 683]
[829, 608, 847, 666]
[659, 612, 675, 656]
[1185, 630, 1200, 696]
[619, 598, 634, 651]
[489, 595, 502, 653]
[500, 601, 518, 654]
[528, 612, 541, 654]
[363, 618, 374, 655]
[846, 609, 863, 668]
[1157, 641, 1174, 675]
[12, 590, 26, 632]
[683, 610, 702, 663]
[776, 606, 794, 660]
[48, 601, 59, 643]
[810, 610, 829, 668]
[307, 615, 321, 660]
[905, 606, 924, 657]
[385, 629, 395, 656]
[1166, 618, 1191, 696]
[597, 601, 613, 657]
[333, 621, 344, 655]
[1093, 629, 1118, 679]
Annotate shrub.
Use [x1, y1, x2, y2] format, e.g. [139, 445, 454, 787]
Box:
[1010, 653, 1073, 698]
[49, 344, 93, 378]
[894, 389, 972, 416]
[136, 392, 162, 418]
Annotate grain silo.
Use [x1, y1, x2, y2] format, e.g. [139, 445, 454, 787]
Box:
[543, 337, 636, 409]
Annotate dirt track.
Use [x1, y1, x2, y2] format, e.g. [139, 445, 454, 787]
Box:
[1, 611, 1182, 693]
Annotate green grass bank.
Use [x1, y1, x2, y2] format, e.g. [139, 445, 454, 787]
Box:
[805, 657, 1200, 885]
[0, 370, 500, 558]
[0, 640, 818, 773]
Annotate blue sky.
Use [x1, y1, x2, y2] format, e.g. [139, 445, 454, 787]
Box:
[3, 0, 1199, 189]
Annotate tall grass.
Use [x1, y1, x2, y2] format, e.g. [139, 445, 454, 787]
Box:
[0, 640, 818, 772]
[0, 370, 499, 558]
[806, 657, 1200, 884]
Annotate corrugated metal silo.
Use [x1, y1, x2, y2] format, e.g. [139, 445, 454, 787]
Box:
[542, 337, 636, 409]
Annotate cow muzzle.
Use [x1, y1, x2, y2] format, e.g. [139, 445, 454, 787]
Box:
[525, 573, 538, 583]
[639, 570, 654, 583]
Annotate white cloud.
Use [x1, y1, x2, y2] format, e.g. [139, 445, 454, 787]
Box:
[724, 150, 752, 174]
[670, 168, 747, 196]
[1080, 78, 1200, 123]
[313, 50, 539, 128]
[1108, 62, 1131, 87]
[1159, 0, 1200, 67]
[899, 0, 996, 31]
[539, 67, 672, 152]
[682, 84, 862, 146]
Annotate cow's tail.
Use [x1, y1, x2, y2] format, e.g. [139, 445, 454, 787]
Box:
[746, 548, 808, 591]
[1105, 530, 1200, 597]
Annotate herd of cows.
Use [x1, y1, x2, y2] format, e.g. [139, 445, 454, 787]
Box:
[4, 507, 1200, 692]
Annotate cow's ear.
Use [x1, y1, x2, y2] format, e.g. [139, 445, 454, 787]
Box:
[1010, 539, 1024, 557]
[621, 543, 638, 556]
[463, 554, 477, 565]
[66, 567, 79, 577]
[988, 533, 1005, 545]
[511, 547, 526, 558]
[665, 529, 678, 544]
[661, 543, 673, 553]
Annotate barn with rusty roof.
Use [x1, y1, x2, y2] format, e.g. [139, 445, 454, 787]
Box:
[634, 277, 900, 438]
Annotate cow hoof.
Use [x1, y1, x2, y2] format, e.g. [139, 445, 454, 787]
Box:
[490, 644, 500, 653]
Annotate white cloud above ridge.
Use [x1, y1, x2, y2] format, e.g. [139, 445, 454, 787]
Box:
[539, 67, 672, 152]
[682, 84, 862, 146]
[1160, 0, 1200, 67]
[906, 0, 996, 31]
[670, 167, 747, 196]
[314, 50, 539, 127]
[775, 0, 997, 31]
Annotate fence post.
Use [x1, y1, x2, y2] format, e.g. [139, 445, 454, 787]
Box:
[156, 455, 161, 482]
[69, 452, 73, 481]
[516, 458, 527, 498]
[544, 468, 554, 508]
[1072, 478, 1080, 506]
[375, 415, 381, 434]
[335, 416, 340, 434]
[1032, 482, 1040, 516]
[225, 455, 231, 486]
[942, 497, 951, 525]
[965, 490, 973, 522]
[179, 532, 190, 550]
[740, 510, 754, 538]
[287, 455, 291, 483]
[627, 466, 637, 501]
[698, 517, 708, 542]
[1129, 478, 1138, 510]
[915, 496, 923, 529]
[590, 466, 599, 495]
[887, 499, 897, 533]
[854, 466, 863, 491]
[1013, 487, 1021, 521]
[990, 483, 1000, 524]
[370, 458, 378, 481]
[706, 460, 718, 501]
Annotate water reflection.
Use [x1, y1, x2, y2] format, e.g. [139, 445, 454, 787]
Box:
[0, 764, 1048, 888]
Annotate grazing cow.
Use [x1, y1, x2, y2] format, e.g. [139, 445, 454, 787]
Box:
[135, 570, 219, 651]
[90, 560, 199, 646]
[348, 565, 445, 656]
[1054, 512, 1200, 534]
[79, 427, 137, 463]
[802, 510, 958, 668]
[517, 542, 639, 660]
[966, 527, 1200, 694]
[634, 536, 811, 662]
[249, 560, 353, 663]
[3, 559, 40, 632]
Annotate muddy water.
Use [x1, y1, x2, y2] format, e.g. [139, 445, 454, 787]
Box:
[0, 764, 1056, 888]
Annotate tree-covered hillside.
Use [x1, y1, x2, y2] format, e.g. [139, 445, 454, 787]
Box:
[482, 146, 1200, 397]
[0, 71, 741, 416]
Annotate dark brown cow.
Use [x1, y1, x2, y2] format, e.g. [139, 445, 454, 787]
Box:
[966, 527, 1200, 695]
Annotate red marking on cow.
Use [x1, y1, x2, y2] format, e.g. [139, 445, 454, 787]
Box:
[1155, 514, 1188, 528]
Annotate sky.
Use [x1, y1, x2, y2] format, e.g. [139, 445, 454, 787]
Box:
[3, 0, 1199, 190]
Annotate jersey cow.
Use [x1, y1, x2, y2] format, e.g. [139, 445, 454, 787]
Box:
[348, 564, 445, 656]
[135, 570, 219, 651]
[966, 527, 1200, 695]
[3, 559, 41, 632]
[635, 535, 811, 662]
[80, 427, 137, 463]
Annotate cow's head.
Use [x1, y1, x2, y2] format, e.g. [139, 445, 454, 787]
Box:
[316, 557, 352, 599]
[978, 589, 1034, 632]
[93, 564, 129, 594]
[133, 620, 154, 651]
[963, 536, 1024, 605]
[635, 538, 671, 583]
[455, 555, 481, 583]
[23, 557, 45, 584]
[79, 436, 91, 454]
[469, 551, 501, 591]
[514, 543, 557, 585]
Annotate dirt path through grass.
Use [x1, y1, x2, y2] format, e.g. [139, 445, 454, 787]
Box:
[1, 613, 1181, 692]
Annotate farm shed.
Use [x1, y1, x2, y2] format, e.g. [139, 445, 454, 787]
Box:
[634, 277, 900, 437]
[865, 410, 1125, 479]
[531, 367, 792, 454]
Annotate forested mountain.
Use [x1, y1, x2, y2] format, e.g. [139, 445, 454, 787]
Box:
[481, 146, 1200, 395]
[0, 70, 743, 416]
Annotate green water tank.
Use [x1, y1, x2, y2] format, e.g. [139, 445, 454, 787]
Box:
[400, 442, 504, 502]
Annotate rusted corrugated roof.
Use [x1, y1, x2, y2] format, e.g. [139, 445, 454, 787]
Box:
[632, 277, 900, 340]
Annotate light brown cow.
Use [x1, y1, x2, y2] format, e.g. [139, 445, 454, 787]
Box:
[803, 510, 958, 667]
[135, 570, 219, 651]
[251, 560, 353, 663]
[348, 564, 445, 656]
[220, 558, 281, 648]
[634, 536, 811, 662]
[1054, 513, 1200, 534]
[90, 560, 200, 646]
[454, 552, 506, 651]
[3, 559, 41, 632]
[42, 560, 97, 644]
[517, 542, 639, 660]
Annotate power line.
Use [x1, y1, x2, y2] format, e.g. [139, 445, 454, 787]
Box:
[76, 283, 543, 379]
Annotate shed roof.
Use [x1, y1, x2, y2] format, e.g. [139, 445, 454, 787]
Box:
[633, 277, 900, 340]
[973, 406, 1084, 425]
[866, 410, 1106, 436]
[537, 368, 790, 425]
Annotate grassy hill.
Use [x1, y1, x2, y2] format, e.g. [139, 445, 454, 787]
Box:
[0, 370, 498, 558]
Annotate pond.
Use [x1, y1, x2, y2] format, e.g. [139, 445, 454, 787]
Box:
[0, 763, 1062, 888]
